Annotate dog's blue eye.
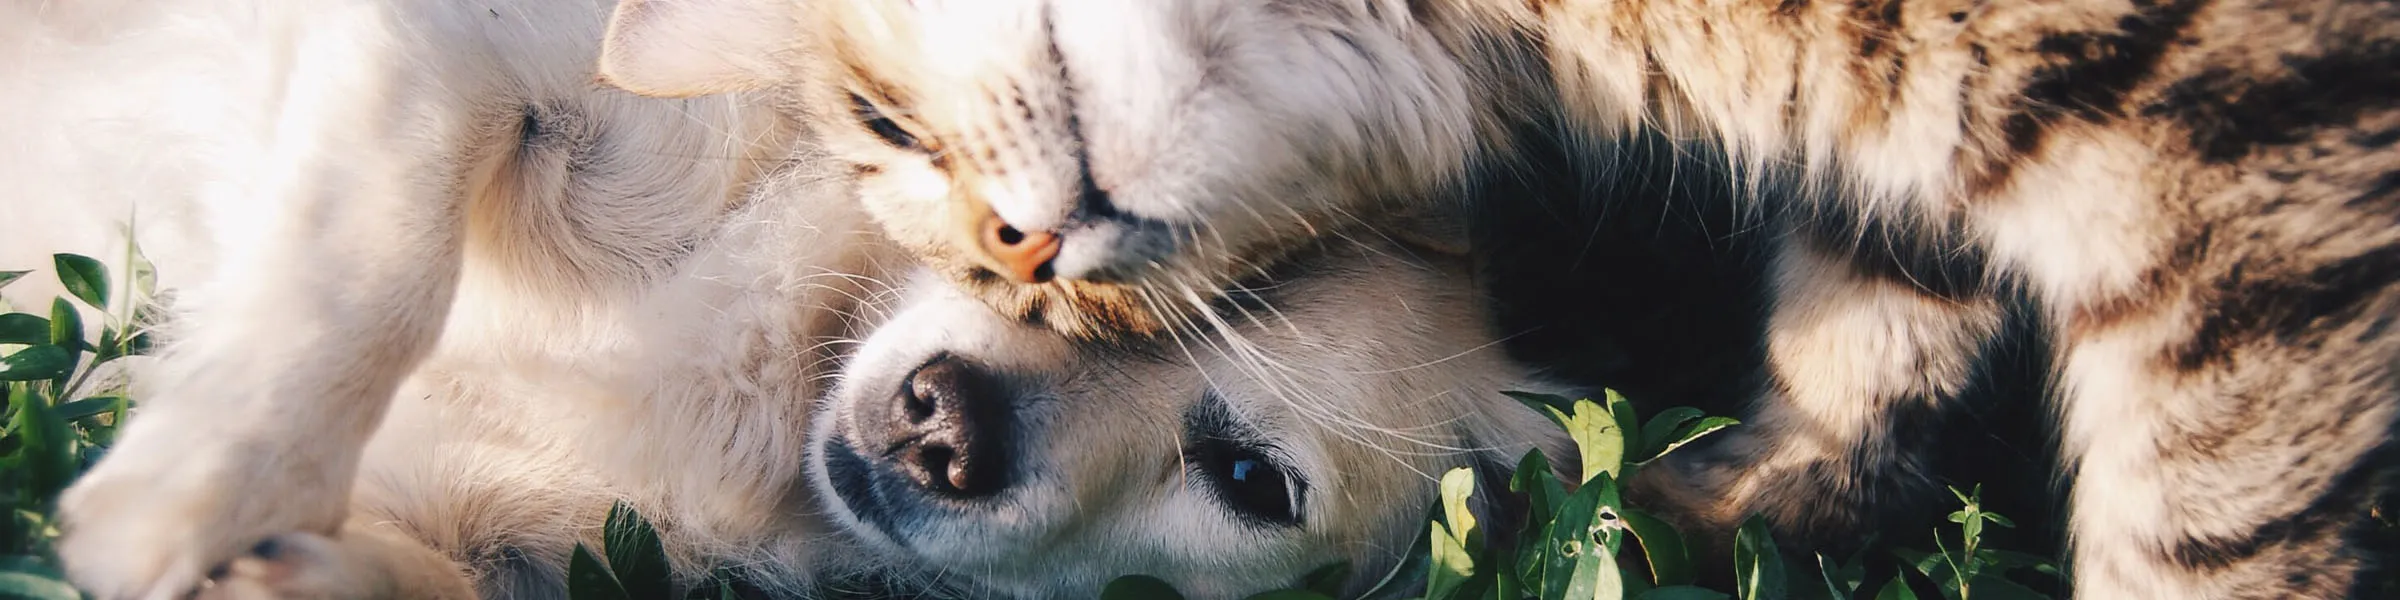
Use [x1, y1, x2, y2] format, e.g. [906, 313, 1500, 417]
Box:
[1183, 391, 1305, 527]
[1194, 439, 1302, 527]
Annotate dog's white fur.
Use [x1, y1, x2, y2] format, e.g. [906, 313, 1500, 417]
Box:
[7, 1, 888, 597]
[9, 1, 1578, 597]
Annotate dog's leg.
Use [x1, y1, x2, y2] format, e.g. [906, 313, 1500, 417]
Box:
[54, 8, 479, 599]
[1634, 235, 2004, 560]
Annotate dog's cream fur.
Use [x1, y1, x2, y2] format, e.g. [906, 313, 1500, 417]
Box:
[805, 239, 1575, 599]
[8, 1, 885, 597]
[9, 2, 1577, 597]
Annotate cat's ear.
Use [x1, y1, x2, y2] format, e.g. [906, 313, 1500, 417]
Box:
[598, 0, 802, 97]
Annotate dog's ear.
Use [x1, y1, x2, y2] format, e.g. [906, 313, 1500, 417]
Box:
[598, 0, 801, 97]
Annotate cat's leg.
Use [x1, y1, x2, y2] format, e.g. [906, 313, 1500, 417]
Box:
[1636, 234, 2006, 557]
[2051, 223, 2398, 599]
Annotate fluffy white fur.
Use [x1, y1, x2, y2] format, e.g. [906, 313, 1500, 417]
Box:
[7, 2, 1580, 598]
[7, 0, 883, 597]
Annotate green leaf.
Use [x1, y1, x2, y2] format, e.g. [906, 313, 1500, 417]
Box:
[717, 578, 738, 600]
[1974, 550, 2063, 581]
[0, 271, 28, 291]
[0, 346, 74, 382]
[93, 328, 119, 363]
[1892, 548, 1955, 583]
[1101, 575, 1187, 600]
[1567, 400, 1627, 484]
[122, 224, 157, 302]
[1440, 468, 1480, 548]
[1425, 469, 1494, 600]
[602, 501, 672, 600]
[1604, 390, 1642, 455]
[47, 298, 81, 354]
[1639, 586, 1734, 600]
[1297, 562, 1350, 597]
[1538, 473, 1623, 599]
[1648, 417, 1739, 463]
[118, 330, 152, 359]
[52, 254, 108, 311]
[1489, 541, 1522, 600]
[1815, 552, 1866, 600]
[0, 315, 48, 346]
[1622, 508, 1694, 586]
[1948, 485, 1978, 507]
[1638, 407, 1703, 459]
[11, 384, 78, 509]
[1426, 522, 1476, 600]
[1511, 448, 1568, 583]
[0, 555, 79, 600]
[1734, 515, 1788, 600]
[1561, 525, 1623, 600]
[1511, 448, 1565, 526]
[55, 396, 128, 422]
[1872, 576, 1919, 600]
[1503, 390, 1578, 416]
[566, 543, 631, 600]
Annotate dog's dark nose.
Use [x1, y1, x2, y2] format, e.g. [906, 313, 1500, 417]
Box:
[875, 354, 1012, 497]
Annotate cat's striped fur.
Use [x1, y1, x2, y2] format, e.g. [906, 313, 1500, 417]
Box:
[598, 0, 2400, 596]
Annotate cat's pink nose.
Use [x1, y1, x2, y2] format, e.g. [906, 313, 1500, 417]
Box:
[970, 209, 1059, 284]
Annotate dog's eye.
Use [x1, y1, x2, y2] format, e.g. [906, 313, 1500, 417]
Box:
[1193, 436, 1304, 527]
[848, 93, 923, 151]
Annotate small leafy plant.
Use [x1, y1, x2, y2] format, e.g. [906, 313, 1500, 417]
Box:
[1101, 391, 2070, 600]
[566, 501, 750, 600]
[0, 243, 162, 600]
[1877, 486, 2061, 600]
[1100, 391, 1745, 600]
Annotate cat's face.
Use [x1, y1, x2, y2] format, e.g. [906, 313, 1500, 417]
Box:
[599, 0, 1503, 340]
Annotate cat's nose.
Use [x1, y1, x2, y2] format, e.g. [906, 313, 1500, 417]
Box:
[960, 199, 1060, 284]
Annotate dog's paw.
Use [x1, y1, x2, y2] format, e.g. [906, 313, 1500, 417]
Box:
[54, 421, 355, 600]
[191, 534, 358, 600]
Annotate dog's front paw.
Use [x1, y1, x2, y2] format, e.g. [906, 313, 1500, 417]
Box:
[54, 421, 355, 600]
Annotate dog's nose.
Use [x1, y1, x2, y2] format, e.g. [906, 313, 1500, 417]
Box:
[881, 354, 1012, 497]
[958, 199, 1059, 284]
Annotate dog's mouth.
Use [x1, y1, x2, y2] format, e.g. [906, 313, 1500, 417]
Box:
[815, 435, 917, 551]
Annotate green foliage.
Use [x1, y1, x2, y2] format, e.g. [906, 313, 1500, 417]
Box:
[1106, 392, 2070, 600]
[1886, 486, 2061, 600]
[0, 248, 162, 597]
[565, 500, 753, 600]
